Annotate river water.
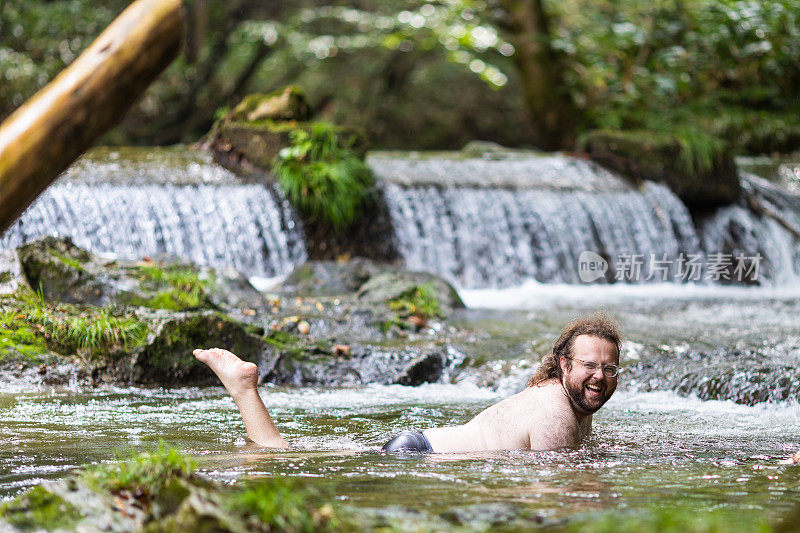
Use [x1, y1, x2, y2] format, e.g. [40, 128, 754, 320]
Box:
[2, 285, 800, 526]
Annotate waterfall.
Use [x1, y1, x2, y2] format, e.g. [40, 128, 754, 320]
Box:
[1, 182, 307, 278]
[377, 155, 800, 288]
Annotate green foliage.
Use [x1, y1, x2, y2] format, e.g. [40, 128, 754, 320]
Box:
[0, 295, 51, 363]
[83, 444, 196, 495]
[382, 284, 444, 331]
[273, 123, 373, 230]
[388, 284, 443, 321]
[673, 127, 727, 175]
[4, 0, 800, 152]
[0, 290, 148, 362]
[0, 486, 83, 531]
[228, 478, 339, 532]
[562, 506, 773, 533]
[127, 263, 211, 311]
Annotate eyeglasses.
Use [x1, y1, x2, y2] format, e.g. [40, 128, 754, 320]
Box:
[564, 356, 620, 378]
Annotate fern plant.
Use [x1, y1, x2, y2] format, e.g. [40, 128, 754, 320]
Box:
[272, 123, 373, 230]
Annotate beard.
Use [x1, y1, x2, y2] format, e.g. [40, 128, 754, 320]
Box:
[562, 373, 614, 415]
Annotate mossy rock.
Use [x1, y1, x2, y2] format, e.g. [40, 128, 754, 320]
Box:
[277, 259, 385, 296]
[357, 270, 464, 312]
[1, 448, 346, 533]
[228, 86, 311, 123]
[583, 129, 741, 207]
[132, 313, 267, 385]
[210, 119, 368, 174]
[16, 236, 122, 306]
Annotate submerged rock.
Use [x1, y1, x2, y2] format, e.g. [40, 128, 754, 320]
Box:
[583, 129, 741, 207]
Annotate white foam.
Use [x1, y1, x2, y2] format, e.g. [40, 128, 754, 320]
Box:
[459, 279, 800, 310]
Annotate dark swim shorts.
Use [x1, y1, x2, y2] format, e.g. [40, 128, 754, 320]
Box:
[382, 431, 434, 453]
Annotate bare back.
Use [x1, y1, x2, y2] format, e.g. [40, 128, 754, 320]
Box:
[423, 379, 590, 453]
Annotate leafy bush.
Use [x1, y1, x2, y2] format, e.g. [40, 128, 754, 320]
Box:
[272, 123, 373, 230]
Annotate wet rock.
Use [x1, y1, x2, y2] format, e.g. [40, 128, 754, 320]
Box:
[17, 236, 126, 306]
[358, 270, 465, 311]
[442, 503, 526, 529]
[130, 312, 266, 385]
[460, 140, 515, 160]
[13, 237, 260, 313]
[0, 249, 27, 295]
[258, 331, 451, 386]
[277, 258, 385, 296]
[583, 129, 741, 207]
[204, 267, 267, 311]
[624, 345, 800, 405]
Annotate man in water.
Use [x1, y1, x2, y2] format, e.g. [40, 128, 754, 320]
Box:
[194, 312, 622, 453]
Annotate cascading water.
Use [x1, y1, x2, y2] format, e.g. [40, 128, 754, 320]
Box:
[375, 154, 800, 288]
[0, 148, 307, 278]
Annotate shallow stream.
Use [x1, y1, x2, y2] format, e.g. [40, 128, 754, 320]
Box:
[3, 286, 800, 526]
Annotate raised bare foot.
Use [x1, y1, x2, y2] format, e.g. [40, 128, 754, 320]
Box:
[778, 450, 800, 465]
[194, 348, 258, 398]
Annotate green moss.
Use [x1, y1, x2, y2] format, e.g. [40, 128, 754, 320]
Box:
[561, 506, 772, 533]
[272, 122, 374, 230]
[0, 271, 12, 284]
[0, 291, 148, 362]
[227, 478, 339, 533]
[0, 298, 51, 363]
[264, 330, 332, 361]
[388, 284, 443, 321]
[52, 249, 87, 271]
[125, 264, 212, 311]
[0, 485, 83, 530]
[83, 444, 196, 495]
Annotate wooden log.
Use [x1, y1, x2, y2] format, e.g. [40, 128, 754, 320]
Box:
[0, 0, 184, 234]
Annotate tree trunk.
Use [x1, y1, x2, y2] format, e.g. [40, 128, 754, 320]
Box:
[0, 0, 184, 234]
[497, 0, 580, 151]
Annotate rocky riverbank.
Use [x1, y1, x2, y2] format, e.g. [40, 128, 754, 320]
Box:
[0, 236, 469, 389]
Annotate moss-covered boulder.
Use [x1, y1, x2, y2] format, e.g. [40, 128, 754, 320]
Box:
[131, 313, 267, 385]
[277, 259, 385, 296]
[17, 236, 124, 306]
[0, 448, 342, 533]
[583, 129, 741, 207]
[228, 86, 311, 123]
[210, 119, 368, 176]
[357, 270, 464, 312]
[13, 237, 264, 313]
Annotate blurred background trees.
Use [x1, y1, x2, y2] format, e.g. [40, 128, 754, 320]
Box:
[2, 0, 799, 153]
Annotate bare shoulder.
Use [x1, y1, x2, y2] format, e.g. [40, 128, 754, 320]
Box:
[525, 381, 582, 450]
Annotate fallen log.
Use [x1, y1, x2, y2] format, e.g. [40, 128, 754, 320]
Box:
[0, 0, 184, 233]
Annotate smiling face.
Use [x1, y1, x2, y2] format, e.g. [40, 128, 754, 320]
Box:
[560, 334, 619, 416]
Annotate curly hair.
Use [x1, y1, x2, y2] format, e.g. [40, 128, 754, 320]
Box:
[526, 312, 622, 387]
